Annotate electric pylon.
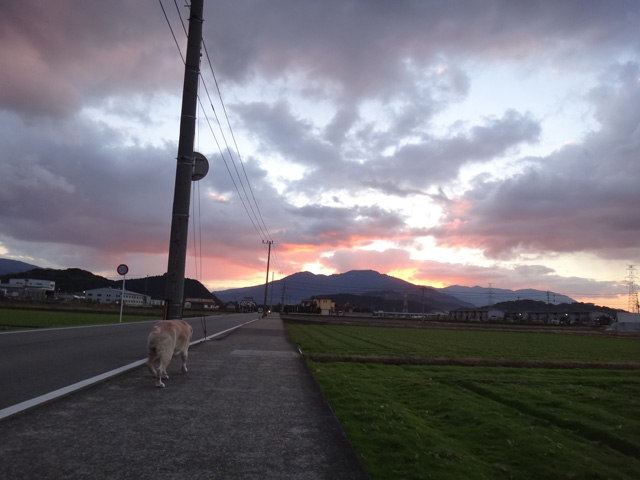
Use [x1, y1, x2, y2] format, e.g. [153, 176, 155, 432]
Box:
[626, 265, 639, 313]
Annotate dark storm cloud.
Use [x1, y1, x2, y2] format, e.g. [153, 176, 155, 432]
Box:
[281, 203, 409, 248]
[233, 100, 341, 170]
[429, 62, 640, 260]
[0, 111, 178, 255]
[0, 0, 181, 119]
[207, 0, 640, 99]
[234, 99, 540, 197]
[365, 110, 541, 190]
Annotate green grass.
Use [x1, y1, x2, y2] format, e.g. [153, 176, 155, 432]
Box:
[310, 363, 640, 480]
[286, 324, 640, 479]
[0, 308, 159, 329]
[287, 324, 640, 364]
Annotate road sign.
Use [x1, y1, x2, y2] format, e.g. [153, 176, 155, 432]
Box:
[117, 264, 129, 276]
[192, 152, 209, 181]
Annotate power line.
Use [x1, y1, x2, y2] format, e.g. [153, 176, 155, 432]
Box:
[197, 95, 266, 240]
[158, 0, 185, 63]
[172, 0, 188, 37]
[159, 0, 276, 248]
[201, 38, 274, 241]
[197, 78, 271, 242]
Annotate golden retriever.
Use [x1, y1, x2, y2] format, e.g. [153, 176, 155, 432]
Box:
[145, 320, 193, 388]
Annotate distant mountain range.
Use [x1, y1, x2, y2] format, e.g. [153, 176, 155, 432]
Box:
[213, 269, 577, 312]
[0, 259, 216, 301]
[214, 270, 474, 312]
[1, 259, 577, 312]
[439, 285, 574, 307]
[0, 259, 40, 276]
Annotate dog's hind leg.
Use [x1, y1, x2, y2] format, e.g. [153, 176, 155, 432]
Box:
[154, 349, 173, 387]
[180, 349, 189, 373]
[145, 349, 158, 379]
[154, 366, 166, 388]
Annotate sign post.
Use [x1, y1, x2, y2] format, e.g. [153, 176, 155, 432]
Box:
[117, 264, 129, 323]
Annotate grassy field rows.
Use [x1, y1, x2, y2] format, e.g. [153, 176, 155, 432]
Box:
[286, 323, 640, 479]
[0, 307, 159, 329]
[287, 324, 640, 365]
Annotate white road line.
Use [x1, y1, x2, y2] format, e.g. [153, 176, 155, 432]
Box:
[0, 317, 260, 421]
[0, 319, 161, 335]
[194, 317, 259, 344]
[0, 360, 146, 421]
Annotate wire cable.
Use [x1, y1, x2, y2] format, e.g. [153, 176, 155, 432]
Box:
[160, 0, 280, 273]
[201, 39, 275, 242]
[158, 0, 185, 64]
[197, 79, 271, 242]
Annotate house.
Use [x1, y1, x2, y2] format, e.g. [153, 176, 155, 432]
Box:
[299, 297, 336, 315]
[224, 301, 238, 311]
[239, 297, 256, 312]
[85, 287, 145, 306]
[184, 298, 218, 309]
[313, 298, 335, 316]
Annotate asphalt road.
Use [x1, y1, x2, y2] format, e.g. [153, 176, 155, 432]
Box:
[0, 313, 258, 412]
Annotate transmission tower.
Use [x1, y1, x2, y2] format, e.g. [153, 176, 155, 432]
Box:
[488, 283, 494, 306]
[626, 265, 639, 313]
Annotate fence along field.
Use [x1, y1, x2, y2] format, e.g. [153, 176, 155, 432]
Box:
[285, 324, 640, 480]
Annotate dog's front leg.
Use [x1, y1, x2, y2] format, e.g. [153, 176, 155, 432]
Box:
[155, 375, 166, 388]
[155, 368, 167, 387]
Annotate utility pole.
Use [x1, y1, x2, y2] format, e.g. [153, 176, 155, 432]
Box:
[262, 240, 273, 317]
[281, 280, 286, 309]
[270, 271, 275, 312]
[164, 0, 204, 320]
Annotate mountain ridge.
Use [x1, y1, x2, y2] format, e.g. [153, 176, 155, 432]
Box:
[1, 259, 577, 311]
[213, 269, 577, 312]
[440, 285, 575, 307]
[0, 259, 41, 276]
[0, 261, 216, 301]
[214, 270, 468, 312]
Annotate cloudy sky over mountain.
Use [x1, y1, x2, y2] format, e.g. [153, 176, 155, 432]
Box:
[1, 0, 638, 309]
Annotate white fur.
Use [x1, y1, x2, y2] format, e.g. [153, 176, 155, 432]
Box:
[145, 320, 193, 388]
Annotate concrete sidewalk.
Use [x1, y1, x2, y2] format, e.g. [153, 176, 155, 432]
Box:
[0, 315, 370, 480]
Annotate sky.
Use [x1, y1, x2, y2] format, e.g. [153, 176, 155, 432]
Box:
[1, 0, 639, 310]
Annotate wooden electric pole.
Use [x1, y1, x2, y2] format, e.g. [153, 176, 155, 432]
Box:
[262, 240, 273, 317]
[164, 0, 204, 320]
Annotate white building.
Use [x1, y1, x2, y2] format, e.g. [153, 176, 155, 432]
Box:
[617, 312, 640, 323]
[8, 278, 55, 291]
[0, 278, 56, 300]
[609, 312, 640, 332]
[85, 287, 145, 306]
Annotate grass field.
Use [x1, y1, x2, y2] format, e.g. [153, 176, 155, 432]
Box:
[286, 324, 640, 479]
[0, 307, 159, 329]
[287, 324, 640, 366]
